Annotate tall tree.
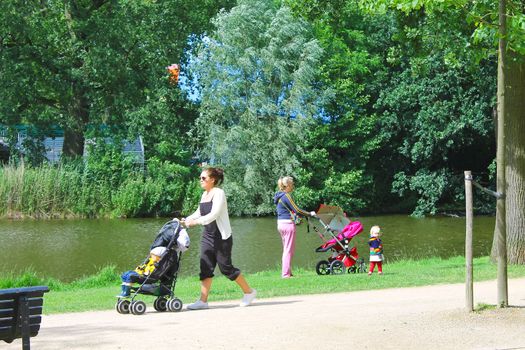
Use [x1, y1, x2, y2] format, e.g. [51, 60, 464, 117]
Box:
[286, 0, 496, 215]
[0, 0, 234, 159]
[188, 0, 326, 215]
[361, 0, 525, 264]
[284, 0, 393, 214]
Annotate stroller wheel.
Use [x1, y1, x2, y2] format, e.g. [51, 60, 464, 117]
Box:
[315, 260, 330, 275]
[115, 299, 130, 314]
[154, 297, 168, 312]
[357, 258, 367, 273]
[167, 298, 183, 312]
[329, 260, 345, 275]
[130, 300, 147, 315]
[347, 265, 357, 274]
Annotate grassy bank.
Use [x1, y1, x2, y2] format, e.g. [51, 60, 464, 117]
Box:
[2, 256, 525, 314]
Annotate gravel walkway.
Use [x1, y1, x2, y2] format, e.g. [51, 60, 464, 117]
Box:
[26, 278, 525, 350]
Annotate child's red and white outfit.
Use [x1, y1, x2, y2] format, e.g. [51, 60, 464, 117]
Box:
[368, 235, 383, 274]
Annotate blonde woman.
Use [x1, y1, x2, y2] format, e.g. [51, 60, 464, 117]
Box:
[184, 167, 256, 309]
[273, 176, 316, 278]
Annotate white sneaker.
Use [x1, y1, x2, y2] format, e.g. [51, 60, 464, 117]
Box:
[240, 289, 257, 307]
[187, 300, 209, 310]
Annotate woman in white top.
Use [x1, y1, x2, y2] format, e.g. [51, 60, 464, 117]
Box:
[184, 167, 256, 309]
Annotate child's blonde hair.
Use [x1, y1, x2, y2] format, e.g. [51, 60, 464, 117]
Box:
[278, 176, 294, 191]
[370, 225, 381, 236]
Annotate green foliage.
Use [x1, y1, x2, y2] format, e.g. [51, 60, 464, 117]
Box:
[144, 158, 193, 215]
[84, 140, 138, 187]
[374, 53, 496, 215]
[321, 170, 370, 214]
[0, 269, 46, 289]
[0, 0, 512, 218]
[0, 155, 193, 218]
[393, 170, 448, 217]
[67, 266, 121, 290]
[0, 266, 119, 291]
[189, 0, 327, 215]
[0, 0, 235, 157]
[111, 177, 156, 218]
[181, 178, 203, 216]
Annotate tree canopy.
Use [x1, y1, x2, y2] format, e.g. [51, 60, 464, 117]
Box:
[188, 0, 326, 215]
[2, 0, 524, 239]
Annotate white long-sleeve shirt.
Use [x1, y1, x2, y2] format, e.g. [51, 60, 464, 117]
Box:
[186, 187, 232, 240]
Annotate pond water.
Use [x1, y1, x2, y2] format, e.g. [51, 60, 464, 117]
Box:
[0, 215, 495, 282]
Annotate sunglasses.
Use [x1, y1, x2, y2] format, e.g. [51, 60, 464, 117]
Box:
[200, 176, 208, 181]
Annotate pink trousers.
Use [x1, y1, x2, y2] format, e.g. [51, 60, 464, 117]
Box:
[278, 221, 296, 278]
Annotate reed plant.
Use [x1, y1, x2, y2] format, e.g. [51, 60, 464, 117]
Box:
[0, 160, 193, 218]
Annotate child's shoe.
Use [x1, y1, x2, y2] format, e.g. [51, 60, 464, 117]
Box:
[116, 285, 131, 298]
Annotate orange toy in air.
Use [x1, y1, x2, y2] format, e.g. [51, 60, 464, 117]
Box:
[167, 64, 180, 84]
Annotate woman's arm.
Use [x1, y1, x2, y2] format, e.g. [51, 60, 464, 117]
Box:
[284, 193, 312, 217]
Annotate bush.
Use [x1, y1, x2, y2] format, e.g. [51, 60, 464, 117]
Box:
[181, 178, 202, 216]
[321, 170, 370, 215]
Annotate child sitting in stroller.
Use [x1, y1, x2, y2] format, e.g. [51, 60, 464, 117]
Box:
[117, 246, 168, 297]
[115, 219, 190, 315]
[116, 219, 190, 299]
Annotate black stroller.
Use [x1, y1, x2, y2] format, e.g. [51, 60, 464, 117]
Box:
[115, 220, 188, 315]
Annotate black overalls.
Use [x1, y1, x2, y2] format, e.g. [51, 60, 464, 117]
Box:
[199, 200, 240, 281]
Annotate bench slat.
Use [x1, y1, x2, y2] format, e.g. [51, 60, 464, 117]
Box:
[0, 298, 45, 318]
[0, 318, 14, 327]
[0, 286, 49, 299]
[0, 315, 43, 327]
[0, 324, 41, 340]
[0, 297, 44, 309]
[0, 306, 44, 319]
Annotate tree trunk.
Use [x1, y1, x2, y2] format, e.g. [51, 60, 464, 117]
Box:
[62, 128, 85, 158]
[504, 53, 525, 264]
[62, 88, 89, 158]
[491, 53, 525, 265]
[491, 0, 508, 307]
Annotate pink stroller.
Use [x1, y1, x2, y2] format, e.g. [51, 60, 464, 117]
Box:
[310, 205, 366, 275]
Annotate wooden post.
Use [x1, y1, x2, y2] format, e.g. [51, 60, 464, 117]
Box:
[464, 171, 474, 312]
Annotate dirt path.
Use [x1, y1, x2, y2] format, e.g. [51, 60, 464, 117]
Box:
[26, 278, 525, 349]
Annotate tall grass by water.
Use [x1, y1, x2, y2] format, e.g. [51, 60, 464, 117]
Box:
[1, 256, 524, 314]
[0, 162, 107, 218]
[0, 162, 194, 218]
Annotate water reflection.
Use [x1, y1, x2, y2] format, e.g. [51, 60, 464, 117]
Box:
[0, 215, 495, 282]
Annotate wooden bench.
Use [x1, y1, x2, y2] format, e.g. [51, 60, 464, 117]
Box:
[0, 286, 49, 350]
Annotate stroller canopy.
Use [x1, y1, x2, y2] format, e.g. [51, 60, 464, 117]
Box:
[150, 220, 187, 251]
[316, 204, 351, 232]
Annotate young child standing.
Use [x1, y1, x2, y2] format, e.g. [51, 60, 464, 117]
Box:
[368, 225, 383, 275]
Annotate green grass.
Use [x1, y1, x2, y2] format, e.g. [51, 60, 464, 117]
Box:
[474, 303, 497, 312]
[2, 256, 524, 314]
